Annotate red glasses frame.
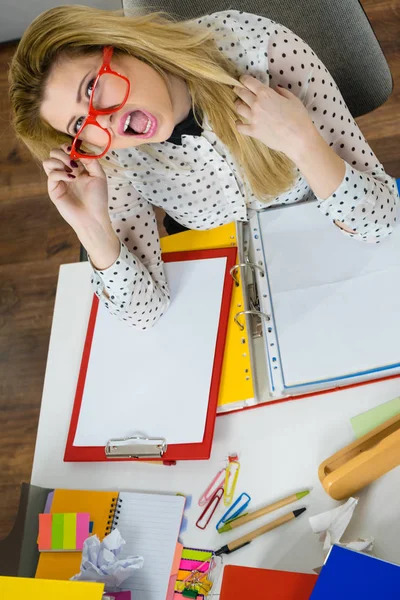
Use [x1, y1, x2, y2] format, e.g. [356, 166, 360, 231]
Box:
[69, 46, 130, 160]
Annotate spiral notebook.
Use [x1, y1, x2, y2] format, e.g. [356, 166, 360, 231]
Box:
[248, 201, 400, 399]
[35, 489, 185, 600]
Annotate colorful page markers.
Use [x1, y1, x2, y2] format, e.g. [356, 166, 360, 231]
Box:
[38, 513, 90, 551]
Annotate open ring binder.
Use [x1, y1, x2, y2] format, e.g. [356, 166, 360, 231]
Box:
[234, 309, 270, 331]
[105, 436, 167, 459]
[230, 262, 265, 286]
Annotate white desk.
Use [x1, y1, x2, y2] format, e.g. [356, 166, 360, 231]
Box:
[31, 262, 400, 585]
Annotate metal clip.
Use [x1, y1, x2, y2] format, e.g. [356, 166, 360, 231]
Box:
[234, 309, 270, 332]
[229, 262, 265, 287]
[105, 436, 167, 459]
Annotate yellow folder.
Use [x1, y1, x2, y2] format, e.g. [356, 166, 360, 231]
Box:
[161, 223, 254, 409]
[0, 576, 104, 600]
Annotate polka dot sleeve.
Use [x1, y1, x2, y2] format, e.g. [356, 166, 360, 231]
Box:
[90, 179, 170, 329]
[266, 22, 399, 242]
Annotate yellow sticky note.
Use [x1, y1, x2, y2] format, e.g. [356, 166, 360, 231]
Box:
[0, 576, 104, 600]
[63, 513, 77, 550]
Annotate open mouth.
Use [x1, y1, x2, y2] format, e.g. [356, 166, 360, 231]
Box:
[120, 109, 157, 138]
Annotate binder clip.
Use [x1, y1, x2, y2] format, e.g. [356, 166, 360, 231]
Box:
[224, 454, 240, 506]
[196, 487, 224, 530]
[176, 552, 220, 597]
[216, 492, 251, 531]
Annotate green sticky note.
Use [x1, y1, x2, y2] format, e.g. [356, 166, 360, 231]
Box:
[63, 513, 77, 550]
[350, 397, 400, 439]
[181, 548, 212, 562]
[51, 513, 64, 550]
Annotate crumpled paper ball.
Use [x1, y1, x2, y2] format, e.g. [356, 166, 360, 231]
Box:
[70, 528, 144, 590]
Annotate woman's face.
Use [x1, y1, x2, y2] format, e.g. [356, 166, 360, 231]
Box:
[40, 50, 192, 151]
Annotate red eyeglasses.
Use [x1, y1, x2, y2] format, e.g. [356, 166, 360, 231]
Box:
[69, 46, 130, 160]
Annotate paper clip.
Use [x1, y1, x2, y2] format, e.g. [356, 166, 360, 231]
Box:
[196, 487, 224, 530]
[224, 454, 240, 506]
[198, 468, 227, 507]
[216, 492, 251, 531]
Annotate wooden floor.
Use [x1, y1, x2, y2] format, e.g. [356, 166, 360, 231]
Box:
[0, 0, 399, 541]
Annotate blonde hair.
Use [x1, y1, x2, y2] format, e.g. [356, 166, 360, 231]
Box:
[8, 5, 296, 201]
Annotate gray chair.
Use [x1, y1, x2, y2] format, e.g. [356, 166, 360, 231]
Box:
[80, 0, 393, 262]
[122, 0, 393, 118]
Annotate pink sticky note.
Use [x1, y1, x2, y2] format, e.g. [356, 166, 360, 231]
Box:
[38, 513, 52, 551]
[166, 543, 183, 600]
[76, 512, 90, 550]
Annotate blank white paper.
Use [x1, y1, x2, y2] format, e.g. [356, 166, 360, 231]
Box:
[258, 203, 400, 387]
[115, 492, 185, 600]
[73, 257, 226, 446]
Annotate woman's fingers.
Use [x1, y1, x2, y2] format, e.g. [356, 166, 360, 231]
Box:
[79, 156, 106, 179]
[46, 169, 76, 201]
[61, 143, 106, 179]
[42, 158, 73, 176]
[47, 168, 76, 186]
[49, 147, 85, 174]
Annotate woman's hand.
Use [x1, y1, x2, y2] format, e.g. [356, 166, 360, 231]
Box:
[43, 144, 110, 236]
[233, 75, 315, 158]
[43, 144, 120, 270]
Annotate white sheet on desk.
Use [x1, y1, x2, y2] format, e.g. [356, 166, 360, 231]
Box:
[73, 257, 226, 446]
[258, 203, 400, 386]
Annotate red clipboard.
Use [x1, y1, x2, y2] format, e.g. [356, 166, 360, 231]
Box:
[64, 247, 237, 463]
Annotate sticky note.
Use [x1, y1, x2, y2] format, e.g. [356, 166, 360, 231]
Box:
[76, 512, 91, 550]
[38, 512, 90, 552]
[38, 513, 52, 551]
[63, 513, 77, 550]
[181, 548, 212, 562]
[350, 397, 400, 438]
[52, 513, 64, 550]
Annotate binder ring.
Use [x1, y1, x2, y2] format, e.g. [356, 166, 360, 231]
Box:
[230, 263, 265, 286]
[234, 310, 270, 331]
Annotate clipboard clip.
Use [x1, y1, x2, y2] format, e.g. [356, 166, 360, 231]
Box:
[105, 436, 167, 459]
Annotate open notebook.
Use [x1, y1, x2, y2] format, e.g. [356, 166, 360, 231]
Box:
[250, 201, 400, 398]
[35, 489, 185, 600]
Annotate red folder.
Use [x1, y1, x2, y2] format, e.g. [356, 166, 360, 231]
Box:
[220, 565, 317, 600]
[64, 247, 237, 463]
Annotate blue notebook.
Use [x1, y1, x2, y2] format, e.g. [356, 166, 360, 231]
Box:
[310, 545, 400, 599]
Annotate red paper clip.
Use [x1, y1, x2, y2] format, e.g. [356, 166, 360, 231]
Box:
[196, 487, 224, 530]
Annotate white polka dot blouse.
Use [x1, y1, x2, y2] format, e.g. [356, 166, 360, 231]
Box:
[90, 10, 399, 329]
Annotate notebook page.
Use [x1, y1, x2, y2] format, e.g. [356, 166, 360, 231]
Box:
[73, 257, 226, 446]
[258, 203, 400, 387]
[115, 492, 185, 600]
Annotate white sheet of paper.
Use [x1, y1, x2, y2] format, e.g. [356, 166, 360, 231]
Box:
[115, 492, 185, 600]
[258, 203, 400, 387]
[73, 257, 226, 447]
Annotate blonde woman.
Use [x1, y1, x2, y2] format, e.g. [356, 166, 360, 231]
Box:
[9, 6, 399, 329]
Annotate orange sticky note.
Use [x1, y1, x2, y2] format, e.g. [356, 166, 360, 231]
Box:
[38, 514, 52, 551]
